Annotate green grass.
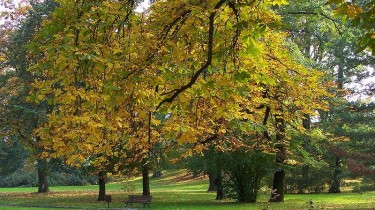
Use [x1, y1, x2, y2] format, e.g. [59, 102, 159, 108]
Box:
[0, 170, 374, 209]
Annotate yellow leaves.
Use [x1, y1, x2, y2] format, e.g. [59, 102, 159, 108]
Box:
[152, 118, 161, 126]
[29, 0, 330, 168]
[219, 127, 227, 134]
[178, 132, 193, 145]
[267, 0, 288, 6]
[179, 93, 190, 104]
[329, 136, 351, 142]
[216, 75, 232, 87]
[284, 159, 300, 165]
[334, 3, 363, 18]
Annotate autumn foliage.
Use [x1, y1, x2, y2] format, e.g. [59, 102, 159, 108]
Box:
[26, 0, 329, 171]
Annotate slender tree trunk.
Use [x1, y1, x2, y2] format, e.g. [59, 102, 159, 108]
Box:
[37, 159, 49, 193]
[142, 111, 152, 195]
[329, 157, 341, 193]
[337, 66, 344, 90]
[142, 165, 150, 196]
[215, 171, 225, 200]
[328, 66, 344, 194]
[270, 109, 286, 202]
[298, 115, 311, 193]
[97, 171, 106, 201]
[207, 172, 217, 192]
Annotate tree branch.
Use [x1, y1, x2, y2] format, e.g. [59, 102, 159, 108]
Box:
[196, 134, 218, 144]
[263, 106, 272, 141]
[119, 10, 191, 83]
[284, 11, 342, 35]
[156, 0, 227, 110]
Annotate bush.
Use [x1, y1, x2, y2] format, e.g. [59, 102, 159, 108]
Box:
[48, 172, 91, 186]
[223, 150, 275, 202]
[0, 169, 37, 187]
[0, 166, 98, 187]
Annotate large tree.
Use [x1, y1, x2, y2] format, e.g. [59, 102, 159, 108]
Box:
[29, 0, 329, 201]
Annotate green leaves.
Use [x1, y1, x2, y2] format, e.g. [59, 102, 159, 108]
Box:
[234, 71, 251, 82]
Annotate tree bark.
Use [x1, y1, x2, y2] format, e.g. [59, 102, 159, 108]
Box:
[215, 171, 225, 200]
[337, 66, 344, 90]
[328, 66, 344, 194]
[298, 115, 311, 193]
[329, 157, 341, 193]
[97, 171, 106, 201]
[142, 165, 151, 196]
[270, 109, 286, 202]
[207, 172, 217, 192]
[37, 159, 49, 193]
[270, 169, 285, 202]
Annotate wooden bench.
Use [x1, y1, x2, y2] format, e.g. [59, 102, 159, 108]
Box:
[124, 194, 152, 208]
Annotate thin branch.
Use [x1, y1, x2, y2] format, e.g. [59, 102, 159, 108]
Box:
[156, 0, 227, 110]
[284, 11, 342, 35]
[266, 54, 300, 75]
[263, 106, 272, 141]
[119, 10, 192, 83]
[196, 134, 218, 144]
[228, 0, 240, 49]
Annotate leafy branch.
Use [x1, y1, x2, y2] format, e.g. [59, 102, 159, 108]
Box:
[156, 0, 227, 110]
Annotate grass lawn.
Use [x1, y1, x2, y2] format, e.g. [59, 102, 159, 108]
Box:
[0, 170, 374, 209]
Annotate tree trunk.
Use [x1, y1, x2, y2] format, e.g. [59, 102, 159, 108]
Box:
[328, 66, 344, 194]
[298, 116, 311, 193]
[97, 171, 106, 201]
[298, 165, 309, 193]
[215, 171, 225, 200]
[337, 66, 344, 90]
[142, 165, 150, 196]
[270, 169, 285, 202]
[37, 159, 49, 193]
[270, 109, 286, 202]
[329, 157, 341, 193]
[207, 172, 217, 192]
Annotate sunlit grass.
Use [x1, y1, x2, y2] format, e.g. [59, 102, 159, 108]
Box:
[0, 170, 374, 209]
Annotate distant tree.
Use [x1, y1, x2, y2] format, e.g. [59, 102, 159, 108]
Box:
[0, 0, 57, 193]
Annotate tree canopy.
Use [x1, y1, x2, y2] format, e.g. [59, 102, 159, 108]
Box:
[28, 0, 329, 170]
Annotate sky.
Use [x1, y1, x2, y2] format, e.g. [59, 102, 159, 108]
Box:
[135, 0, 150, 13]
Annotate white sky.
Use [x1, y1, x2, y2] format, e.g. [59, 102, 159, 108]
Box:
[135, 0, 150, 13]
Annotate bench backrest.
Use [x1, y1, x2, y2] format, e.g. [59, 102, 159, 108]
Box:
[128, 195, 152, 201]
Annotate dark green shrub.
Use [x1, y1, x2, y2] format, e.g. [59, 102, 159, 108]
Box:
[223, 150, 275, 202]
